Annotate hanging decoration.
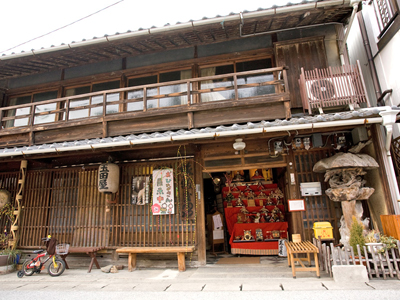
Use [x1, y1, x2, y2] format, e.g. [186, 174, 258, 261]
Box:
[0, 189, 11, 209]
[131, 176, 150, 205]
[98, 162, 119, 194]
[152, 168, 175, 215]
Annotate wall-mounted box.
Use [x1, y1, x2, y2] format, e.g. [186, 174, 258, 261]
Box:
[300, 182, 322, 196]
[352, 127, 368, 145]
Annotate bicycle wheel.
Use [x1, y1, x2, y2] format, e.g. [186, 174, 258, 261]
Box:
[22, 260, 35, 276]
[47, 259, 66, 276]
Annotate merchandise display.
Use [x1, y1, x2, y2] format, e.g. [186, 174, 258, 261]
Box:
[222, 183, 288, 255]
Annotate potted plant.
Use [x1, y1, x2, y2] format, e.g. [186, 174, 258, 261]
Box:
[349, 216, 366, 256]
[378, 235, 398, 254]
[0, 248, 21, 266]
[364, 230, 383, 254]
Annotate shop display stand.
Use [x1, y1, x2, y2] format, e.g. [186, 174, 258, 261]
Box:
[222, 183, 288, 255]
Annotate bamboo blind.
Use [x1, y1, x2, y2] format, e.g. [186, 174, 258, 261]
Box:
[18, 159, 197, 248]
[294, 149, 342, 243]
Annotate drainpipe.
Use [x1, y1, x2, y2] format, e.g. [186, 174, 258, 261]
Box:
[380, 108, 400, 212]
[340, 0, 361, 65]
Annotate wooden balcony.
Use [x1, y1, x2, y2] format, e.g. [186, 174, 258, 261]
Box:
[299, 61, 370, 114]
[0, 67, 290, 148]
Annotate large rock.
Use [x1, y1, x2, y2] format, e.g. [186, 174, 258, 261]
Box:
[313, 152, 379, 173]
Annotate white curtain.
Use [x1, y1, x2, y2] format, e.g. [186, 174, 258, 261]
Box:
[180, 69, 192, 105]
[200, 67, 228, 102]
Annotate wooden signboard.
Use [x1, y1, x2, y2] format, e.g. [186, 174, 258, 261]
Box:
[288, 199, 306, 212]
[211, 211, 226, 255]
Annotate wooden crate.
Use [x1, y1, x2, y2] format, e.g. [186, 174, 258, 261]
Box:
[381, 215, 400, 240]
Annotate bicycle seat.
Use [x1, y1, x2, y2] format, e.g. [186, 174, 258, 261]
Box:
[33, 249, 44, 254]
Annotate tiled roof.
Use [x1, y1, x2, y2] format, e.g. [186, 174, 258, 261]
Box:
[0, 107, 387, 158]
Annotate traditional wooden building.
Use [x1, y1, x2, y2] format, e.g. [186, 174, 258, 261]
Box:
[0, 0, 398, 266]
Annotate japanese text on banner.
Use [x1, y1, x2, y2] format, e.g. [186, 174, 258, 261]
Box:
[152, 168, 174, 215]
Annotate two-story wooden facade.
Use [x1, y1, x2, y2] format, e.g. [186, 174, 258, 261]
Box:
[1, 0, 398, 266]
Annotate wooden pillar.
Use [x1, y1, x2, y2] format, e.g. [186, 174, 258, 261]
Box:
[9, 160, 27, 249]
[195, 149, 206, 265]
[286, 151, 304, 240]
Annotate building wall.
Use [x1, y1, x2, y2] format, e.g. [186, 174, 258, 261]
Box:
[347, 16, 378, 107]
[347, 2, 400, 138]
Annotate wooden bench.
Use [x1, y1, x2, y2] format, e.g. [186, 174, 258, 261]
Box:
[285, 241, 320, 278]
[116, 246, 195, 272]
[59, 247, 105, 273]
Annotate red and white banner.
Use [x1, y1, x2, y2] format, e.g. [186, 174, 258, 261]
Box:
[152, 168, 174, 215]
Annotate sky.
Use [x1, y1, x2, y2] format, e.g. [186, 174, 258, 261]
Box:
[0, 0, 303, 56]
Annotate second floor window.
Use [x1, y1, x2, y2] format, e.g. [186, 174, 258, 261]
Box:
[6, 90, 58, 128]
[199, 58, 274, 102]
[65, 81, 120, 120]
[127, 69, 191, 111]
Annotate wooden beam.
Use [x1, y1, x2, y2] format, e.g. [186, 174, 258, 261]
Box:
[286, 149, 304, 240]
[195, 148, 206, 265]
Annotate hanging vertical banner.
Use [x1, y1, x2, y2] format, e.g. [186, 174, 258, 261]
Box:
[152, 168, 174, 215]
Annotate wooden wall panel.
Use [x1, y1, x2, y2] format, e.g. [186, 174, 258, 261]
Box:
[274, 37, 328, 108]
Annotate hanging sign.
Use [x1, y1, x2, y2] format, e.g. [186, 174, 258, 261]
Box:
[288, 199, 306, 212]
[152, 168, 174, 215]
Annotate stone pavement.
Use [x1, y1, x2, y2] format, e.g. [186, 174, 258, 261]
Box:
[1, 255, 400, 299]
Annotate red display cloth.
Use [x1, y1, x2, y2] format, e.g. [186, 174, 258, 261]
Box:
[229, 222, 288, 250]
[224, 205, 285, 235]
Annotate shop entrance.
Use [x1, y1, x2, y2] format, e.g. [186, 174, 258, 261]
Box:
[203, 167, 289, 257]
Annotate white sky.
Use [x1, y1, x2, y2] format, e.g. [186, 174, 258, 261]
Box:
[0, 0, 302, 55]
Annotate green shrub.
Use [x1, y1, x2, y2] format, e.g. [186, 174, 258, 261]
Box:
[349, 216, 365, 256]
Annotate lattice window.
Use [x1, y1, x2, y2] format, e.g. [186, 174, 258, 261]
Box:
[294, 149, 342, 243]
[0, 172, 19, 236]
[374, 0, 398, 36]
[391, 136, 400, 177]
[18, 159, 197, 248]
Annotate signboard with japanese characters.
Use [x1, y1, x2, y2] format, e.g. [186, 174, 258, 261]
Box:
[152, 168, 174, 215]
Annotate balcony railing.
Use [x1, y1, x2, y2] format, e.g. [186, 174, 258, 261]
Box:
[299, 61, 370, 114]
[0, 67, 288, 131]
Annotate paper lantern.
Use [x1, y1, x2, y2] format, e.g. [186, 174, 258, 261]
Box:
[98, 163, 119, 194]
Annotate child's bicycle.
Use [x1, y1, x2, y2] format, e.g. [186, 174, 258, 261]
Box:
[17, 236, 68, 278]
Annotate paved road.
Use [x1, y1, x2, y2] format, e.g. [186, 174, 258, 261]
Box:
[1, 265, 400, 300]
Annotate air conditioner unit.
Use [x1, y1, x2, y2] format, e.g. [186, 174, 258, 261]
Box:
[305, 75, 356, 102]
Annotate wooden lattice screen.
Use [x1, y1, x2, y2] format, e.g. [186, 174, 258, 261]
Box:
[391, 136, 400, 177]
[0, 171, 19, 233]
[18, 159, 197, 248]
[294, 149, 342, 242]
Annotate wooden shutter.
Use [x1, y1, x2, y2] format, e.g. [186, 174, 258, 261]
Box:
[274, 36, 328, 109]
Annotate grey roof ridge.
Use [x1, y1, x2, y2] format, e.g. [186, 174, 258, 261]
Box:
[0, 107, 385, 158]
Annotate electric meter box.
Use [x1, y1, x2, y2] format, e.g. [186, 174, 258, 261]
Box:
[300, 182, 322, 196]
